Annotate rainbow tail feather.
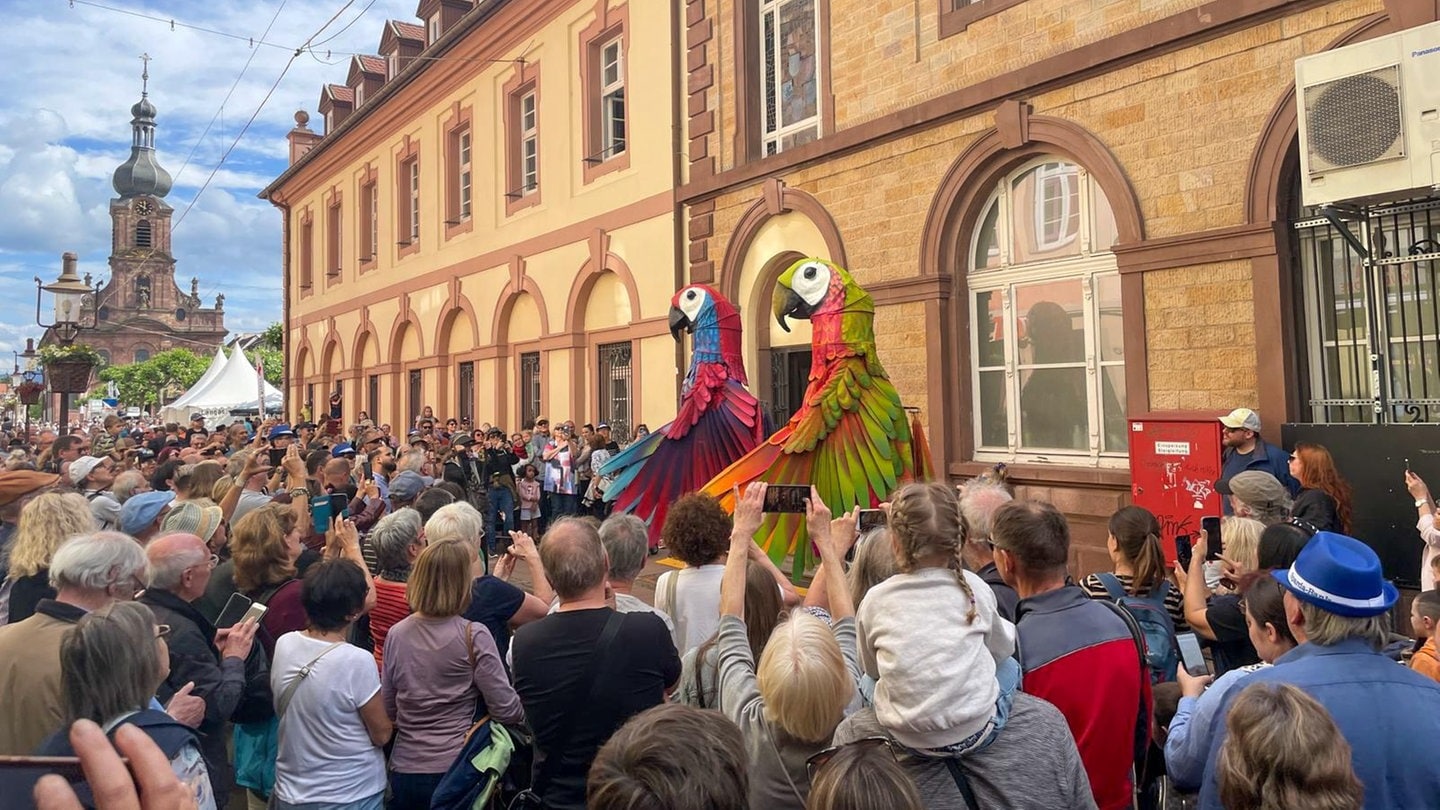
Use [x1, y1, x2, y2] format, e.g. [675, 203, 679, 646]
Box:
[911, 412, 936, 480]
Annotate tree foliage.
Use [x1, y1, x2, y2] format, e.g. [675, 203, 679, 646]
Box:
[260, 322, 284, 351]
[253, 346, 284, 387]
[255, 322, 285, 386]
[98, 348, 209, 409]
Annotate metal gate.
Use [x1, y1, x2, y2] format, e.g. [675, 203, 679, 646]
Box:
[520, 352, 541, 428]
[598, 342, 632, 440]
[1296, 197, 1440, 424]
[458, 362, 475, 423]
[769, 348, 811, 427]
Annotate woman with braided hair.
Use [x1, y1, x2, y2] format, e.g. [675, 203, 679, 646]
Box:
[857, 481, 1018, 756]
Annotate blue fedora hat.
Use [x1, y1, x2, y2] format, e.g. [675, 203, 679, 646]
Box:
[1272, 531, 1397, 618]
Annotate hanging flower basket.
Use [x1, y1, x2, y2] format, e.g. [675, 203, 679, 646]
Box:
[37, 343, 103, 395]
[16, 380, 45, 405]
[47, 360, 95, 394]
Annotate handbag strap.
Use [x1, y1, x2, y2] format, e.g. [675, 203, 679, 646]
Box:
[531, 611, 625, 798]
[276, 641, 343, 717]
[944, 757, 979, 810]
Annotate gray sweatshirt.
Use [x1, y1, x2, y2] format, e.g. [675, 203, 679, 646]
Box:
[716, 614, 861, 810]
[833, 697, 1097, 810]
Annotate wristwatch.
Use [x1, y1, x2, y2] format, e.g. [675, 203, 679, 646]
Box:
[289, 488, 310, 500]
[1418, 498, 1429, 508]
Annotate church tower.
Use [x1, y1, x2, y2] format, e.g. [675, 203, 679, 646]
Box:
[77, 59, 226, 366]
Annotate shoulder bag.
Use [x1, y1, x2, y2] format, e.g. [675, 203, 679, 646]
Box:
[508, 611, 624, 810]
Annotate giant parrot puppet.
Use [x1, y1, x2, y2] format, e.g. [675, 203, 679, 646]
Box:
[701, 258, 934, 579]
[600, 284, 769, 548]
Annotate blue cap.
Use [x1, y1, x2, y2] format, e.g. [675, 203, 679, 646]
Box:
[121, 490, 176, 536]
[331, 442, 355, 458]
[389, 470, 426, 502]
[268, 424, 295, 440]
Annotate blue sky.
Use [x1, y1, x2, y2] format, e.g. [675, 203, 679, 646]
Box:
[0, 0, 417, 358]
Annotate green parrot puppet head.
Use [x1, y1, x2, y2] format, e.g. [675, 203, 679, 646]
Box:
[772, 257, 854, 333]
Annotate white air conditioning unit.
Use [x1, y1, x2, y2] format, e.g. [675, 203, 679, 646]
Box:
[1295, 19, 1440, 207]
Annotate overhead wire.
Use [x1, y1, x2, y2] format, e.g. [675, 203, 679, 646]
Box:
[77, 0, 365, 329]
[170, 0, 292, 187]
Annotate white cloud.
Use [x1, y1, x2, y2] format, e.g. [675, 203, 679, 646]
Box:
[0, 0, 417, 351]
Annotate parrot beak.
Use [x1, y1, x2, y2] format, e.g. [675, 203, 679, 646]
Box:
[668, 306, 691, 342]
[773, 286, 806, 333]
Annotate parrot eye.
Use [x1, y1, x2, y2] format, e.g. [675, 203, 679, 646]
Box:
[803, 266, 818, 280]
[686, 290, 697, 300]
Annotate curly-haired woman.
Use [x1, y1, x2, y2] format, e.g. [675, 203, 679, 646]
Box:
[655, 493, 798, 655]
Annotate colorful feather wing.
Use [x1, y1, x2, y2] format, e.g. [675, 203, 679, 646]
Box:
[701, 350, 918, 578]
[602, 374, 766, 545]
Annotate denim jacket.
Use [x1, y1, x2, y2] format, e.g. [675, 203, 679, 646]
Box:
[1198, 638, 1440, 809]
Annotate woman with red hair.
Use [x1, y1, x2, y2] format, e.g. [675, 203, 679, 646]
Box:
[1287, 443, 1351, 533]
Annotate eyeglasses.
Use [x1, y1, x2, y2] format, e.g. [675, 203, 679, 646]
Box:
[806, 737, 896, 781]
[154, 624, 171, 639]
[1222, 427, 1247, 434]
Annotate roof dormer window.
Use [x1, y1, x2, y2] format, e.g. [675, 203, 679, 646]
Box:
[355, 84, 364, 106]
[387, 52, 399, 78]
[428, 14, 441, 44]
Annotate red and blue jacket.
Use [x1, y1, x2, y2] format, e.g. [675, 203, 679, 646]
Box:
[1016, 585, 1150, 810]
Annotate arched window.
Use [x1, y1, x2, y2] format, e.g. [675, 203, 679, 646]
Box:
[136, 220, 152, 248]
[968, 157, 1126, 465]
[134, 348, 150, 363]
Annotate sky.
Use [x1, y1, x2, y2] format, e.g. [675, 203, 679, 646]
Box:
[0, 0, 418, 360]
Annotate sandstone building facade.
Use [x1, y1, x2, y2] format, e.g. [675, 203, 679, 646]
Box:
[678, 0, 1436, 563]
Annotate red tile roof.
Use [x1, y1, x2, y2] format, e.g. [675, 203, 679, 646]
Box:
[390, 20, 425, 42]
[324, 84, 354, 103]
[356, 54, 386, 75]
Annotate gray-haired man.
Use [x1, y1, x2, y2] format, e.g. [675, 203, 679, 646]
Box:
[0, 532, 153, 754]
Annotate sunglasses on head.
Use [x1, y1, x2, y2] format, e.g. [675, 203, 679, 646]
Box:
[805, 737, 896, 781]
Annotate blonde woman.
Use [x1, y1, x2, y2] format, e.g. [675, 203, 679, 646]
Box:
[382, 540, 524, 808]
[1217, 682, 1362, 810]
[2, 491, 96, 624]
[716, 483, 860, 809]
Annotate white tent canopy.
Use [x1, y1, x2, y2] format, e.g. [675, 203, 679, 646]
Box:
[167, 347, 227, 411]
[162, 347, 282, 424]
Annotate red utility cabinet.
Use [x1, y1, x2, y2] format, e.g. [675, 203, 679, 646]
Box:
[1128, 413, 1226, 564]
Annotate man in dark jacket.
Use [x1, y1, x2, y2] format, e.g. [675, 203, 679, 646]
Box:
[958, 480, 1019, 620]
[481, 428, 520, 554]
[1217, 408, 1298, 513]
[140, 532, 264, 805]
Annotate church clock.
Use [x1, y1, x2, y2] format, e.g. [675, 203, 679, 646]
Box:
[135, 199, 154, 215]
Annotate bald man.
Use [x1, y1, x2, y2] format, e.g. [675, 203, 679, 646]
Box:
[508, 518, 681, 810]
[139, 533, 259, 805]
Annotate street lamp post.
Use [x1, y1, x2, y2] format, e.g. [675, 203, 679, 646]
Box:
[35, 252, 101, 432]
[18, 340, 37, 440]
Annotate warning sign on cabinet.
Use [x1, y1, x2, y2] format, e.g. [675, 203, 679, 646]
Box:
[1154, 441, 1191, 456]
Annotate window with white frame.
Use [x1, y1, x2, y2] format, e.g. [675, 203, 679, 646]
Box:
[520, 91, 538, 193]
[355, 84, 364, 106]
[428, 14, 441, 44]
[968, 158, 1126, 464]
[408, 159, 420, 241]
[600, 37, 626, 158]
[759, 0, 820, 156]
[387, 52, 399, 78]
[457, 128, 472, 220]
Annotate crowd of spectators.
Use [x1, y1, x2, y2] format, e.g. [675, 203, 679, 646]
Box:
[1, 405, 1438, 810]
